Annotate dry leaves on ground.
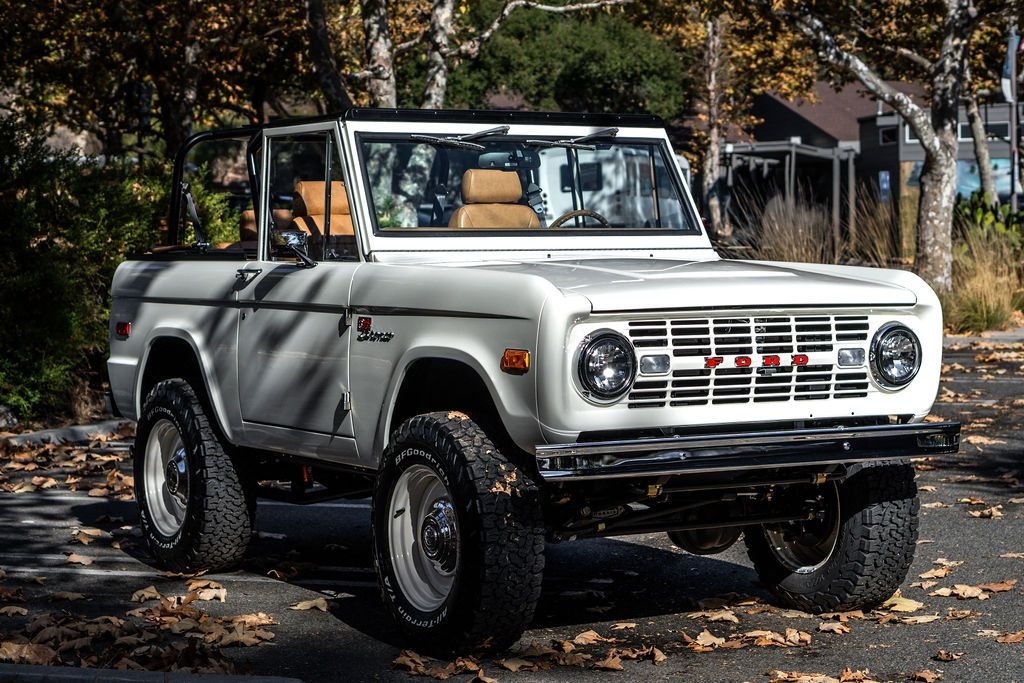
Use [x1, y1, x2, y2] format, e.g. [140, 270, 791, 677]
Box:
[683, 627, 812, 652]
[911, 670, 941, 682]
[934, 650, 963, 661]
[288, 597, 328, 612]
[967, 505, 1004, 519]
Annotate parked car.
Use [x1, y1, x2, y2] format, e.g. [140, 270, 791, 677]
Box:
[107, 108, 960, 653]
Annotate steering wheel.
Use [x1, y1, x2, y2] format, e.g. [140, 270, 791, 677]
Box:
[549, 209, 611, 229]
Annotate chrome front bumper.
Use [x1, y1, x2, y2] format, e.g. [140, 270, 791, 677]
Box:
[535, 422, 961, 481]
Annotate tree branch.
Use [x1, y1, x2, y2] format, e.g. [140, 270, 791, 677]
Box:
[450, 0, 633, 58]
[758, 2, 941, 155]
[395, 30, 428, 55]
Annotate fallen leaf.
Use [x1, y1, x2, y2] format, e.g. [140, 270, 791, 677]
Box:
[194, 588, 227, 602]
[922, 502, 948, 509]
[497, 657, 535, 672]
[880, 593, 924, 612]
[996, 630, 1024, 644]
[186, 579, 223, 592]
[911, 671, 941, 683]
[288, 597, 328, 612]
[769, 671, 840, 683]
[0, 641, 56, 665]
[934, 650, 963, 661]
[471, 671, 499, 683]
[818, 621, 851, 634]
[573, 629, 617, 645]
[611, 622, 636, 630]
[49, 592, 85, 601]
[967, 505, 1004, 519]
[0, 606, 27, 616]
[919, 485, 937, 493]
[901, 615, 941, 624]
[976, 579, 1017, 593]
[695, 629, 725, 648]
[911, 581, 938, 590]
[130, 586, 161, 603]
[392, 649, 425, 674]
[945, 609, 978, 620]
[999, 552, 1024, 559]
[593, 652, 624, 671]
[687, 608, 740, 623]
[958, 496, 987, 505]
[64, 553, 93, 566]
[919, 566, 952, 579]
[934, 558, 963, 567]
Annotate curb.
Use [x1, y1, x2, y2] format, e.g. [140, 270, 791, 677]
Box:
[4, 419, 135, 449]
[0, 664, 302, 682]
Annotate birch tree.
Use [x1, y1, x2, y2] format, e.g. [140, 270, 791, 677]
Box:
[750, 0, 1013, 293]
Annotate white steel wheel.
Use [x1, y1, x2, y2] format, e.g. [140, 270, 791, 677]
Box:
[761, 484, 841, 574]
[144, 418, 190, 537]
[387, 464, 459, 613]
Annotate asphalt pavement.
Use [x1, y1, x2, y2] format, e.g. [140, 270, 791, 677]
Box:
[1, 333, 1022, 682]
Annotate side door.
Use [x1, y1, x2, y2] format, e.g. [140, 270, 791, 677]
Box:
[234, 122, 362, 462]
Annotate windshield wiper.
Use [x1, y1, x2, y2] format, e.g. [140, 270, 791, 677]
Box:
[525, 126, 619, 151]
[409, 125, 510, 151]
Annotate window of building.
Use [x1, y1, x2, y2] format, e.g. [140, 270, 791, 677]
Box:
[878, 127, 898, 145]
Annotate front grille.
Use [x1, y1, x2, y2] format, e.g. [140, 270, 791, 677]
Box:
[626, 315, 871, 408]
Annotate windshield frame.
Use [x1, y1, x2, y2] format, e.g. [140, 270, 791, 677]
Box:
[340, 120, 713, 256]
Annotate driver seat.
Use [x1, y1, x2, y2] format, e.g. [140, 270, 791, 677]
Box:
[448, 169, 540, 229]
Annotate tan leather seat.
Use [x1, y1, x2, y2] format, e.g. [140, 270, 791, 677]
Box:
[448, 170, 540, 229]
[289, 180, 354, 236]
[239, 208, 293, 241]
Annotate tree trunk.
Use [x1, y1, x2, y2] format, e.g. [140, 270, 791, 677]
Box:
[306, 0, 355, 112]
[422, 0, 455, 109]
[361, 0, 397, 108]
[915, 149, 957, 292]
[965, 94, 998, 205]
[701, 17, 728, 240]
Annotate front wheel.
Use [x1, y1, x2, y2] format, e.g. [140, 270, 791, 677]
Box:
[134, 379, 254, 573]
[745, 463, 918, 613]
[372, 412, 544, 653]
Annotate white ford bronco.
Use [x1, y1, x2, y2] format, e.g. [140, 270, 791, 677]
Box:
[108, 108, 960, 652]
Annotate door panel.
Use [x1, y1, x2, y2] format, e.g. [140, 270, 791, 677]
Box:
[236, 262, 359, 438]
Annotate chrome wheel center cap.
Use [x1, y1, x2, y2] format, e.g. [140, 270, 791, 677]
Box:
[420, 498, 457, 574]
[165, 448, 189, 505]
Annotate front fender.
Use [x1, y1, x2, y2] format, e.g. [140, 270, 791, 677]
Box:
[136, 326, 239, 443]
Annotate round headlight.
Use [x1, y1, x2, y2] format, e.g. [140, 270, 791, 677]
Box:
[870, 323, 921, 389]
[577, 331, 636, 401]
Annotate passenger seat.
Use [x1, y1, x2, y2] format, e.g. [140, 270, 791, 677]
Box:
[290, 181, 354, 236]
[448, 170, 540, 229]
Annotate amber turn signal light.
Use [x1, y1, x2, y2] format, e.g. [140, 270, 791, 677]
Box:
[501, 349, 530, 374]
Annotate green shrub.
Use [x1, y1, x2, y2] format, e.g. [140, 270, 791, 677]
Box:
[0, 118, 170, 420]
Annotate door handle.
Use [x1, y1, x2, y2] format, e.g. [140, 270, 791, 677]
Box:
[235, 268, 262, 281]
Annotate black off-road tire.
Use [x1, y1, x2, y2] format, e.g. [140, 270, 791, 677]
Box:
[134, 379, 254, 573]
[744, 462, 919, 613]
[372, 412, 545, 654]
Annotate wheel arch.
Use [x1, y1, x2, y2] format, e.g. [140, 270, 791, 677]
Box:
[136, 330, 235, 442]
[374, 352, 535, 477]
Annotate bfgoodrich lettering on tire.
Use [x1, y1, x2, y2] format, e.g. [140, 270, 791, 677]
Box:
[372, 412, 545, 654]
[134, 379, 254, 573]
[744, 462, 919, 612]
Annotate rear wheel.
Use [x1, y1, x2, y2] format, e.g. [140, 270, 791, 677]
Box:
[134, 379, 254, 573]
[745, 463, 918, 612]
[373, 412, 544, 653]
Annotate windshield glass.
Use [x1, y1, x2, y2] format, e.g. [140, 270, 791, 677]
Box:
[358, 135, 700, 234]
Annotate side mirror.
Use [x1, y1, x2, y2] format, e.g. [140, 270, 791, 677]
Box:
[271, 229, 316, 267]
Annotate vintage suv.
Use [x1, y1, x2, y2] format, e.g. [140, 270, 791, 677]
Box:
[108, 109, 960, 652]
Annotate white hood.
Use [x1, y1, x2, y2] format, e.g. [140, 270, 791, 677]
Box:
[470, 258, 917, 311]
